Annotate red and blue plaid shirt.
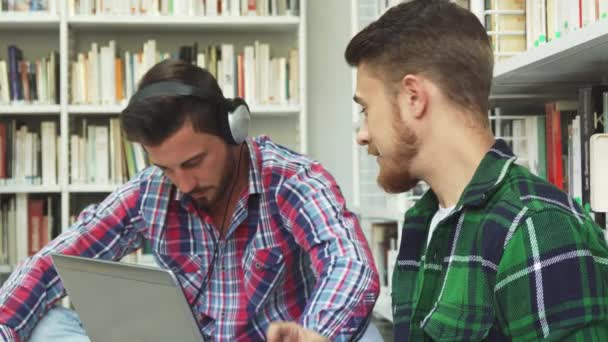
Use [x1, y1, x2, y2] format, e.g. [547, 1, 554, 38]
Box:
[0, 136, 379, 341]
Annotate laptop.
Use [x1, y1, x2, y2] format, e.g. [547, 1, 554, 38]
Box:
[51, 254, 204, 342]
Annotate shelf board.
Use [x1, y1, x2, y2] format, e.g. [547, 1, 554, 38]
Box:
[68, 104, 301, 116]
[492, 19, 608, 97]
[0, 264, 12, 273]
[0, 13, 60, 29]
[0, 104, 60, 115]
[68, 15, 300, 31]
[0, 185, 61, 194]
[373, 286, 393, 322]
[68, 184, 120, 193]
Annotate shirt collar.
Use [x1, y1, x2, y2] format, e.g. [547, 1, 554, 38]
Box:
[412, 139, 517, 214]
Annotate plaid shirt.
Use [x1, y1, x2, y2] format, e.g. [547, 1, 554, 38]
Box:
[0, 136, 379, 342]
[392, 139, 608, 341]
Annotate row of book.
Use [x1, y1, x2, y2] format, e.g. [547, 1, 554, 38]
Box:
[0, 0, 56, 13]
[457, 0, 608, 62]
[70, 40, 299, 107]
[70, 118, 149, 185]
[0, 195, 58, 266]
[70, 0, 299, 16]
[491, 84, 608, 226]
[0, 47, 60, 105]
[0, 120, 59, 186]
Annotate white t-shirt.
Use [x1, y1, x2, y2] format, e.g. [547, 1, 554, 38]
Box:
[427, 204, 456, 247]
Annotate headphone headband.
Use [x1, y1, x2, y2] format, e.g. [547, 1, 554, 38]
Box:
[126, 80, 250, 145]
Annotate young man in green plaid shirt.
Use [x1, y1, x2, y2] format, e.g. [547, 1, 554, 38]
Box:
[342, 0, 608, 341]
[268, 0, 608, 341]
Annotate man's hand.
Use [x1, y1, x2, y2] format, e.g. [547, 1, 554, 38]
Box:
[267, 322, 329, 342]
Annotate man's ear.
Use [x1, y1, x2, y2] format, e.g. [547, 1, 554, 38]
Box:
[397, 74, 428, 121]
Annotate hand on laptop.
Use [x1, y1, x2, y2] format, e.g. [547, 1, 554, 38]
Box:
[267, 322, 329, 342]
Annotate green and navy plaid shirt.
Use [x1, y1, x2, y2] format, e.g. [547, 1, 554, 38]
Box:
[392, 139, 608, 341]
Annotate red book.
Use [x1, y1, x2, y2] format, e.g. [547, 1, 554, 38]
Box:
[237, 54, 244, 98]
[545, 101, 577, 190]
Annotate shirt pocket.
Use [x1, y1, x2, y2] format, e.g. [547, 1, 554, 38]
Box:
[242, 246, 286, 312]
[422, 301, 495, 341]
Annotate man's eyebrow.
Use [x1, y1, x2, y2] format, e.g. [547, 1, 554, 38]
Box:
[153, 152, 206, 170]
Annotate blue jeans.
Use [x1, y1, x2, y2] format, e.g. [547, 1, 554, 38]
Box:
[29, 306, 383, 341]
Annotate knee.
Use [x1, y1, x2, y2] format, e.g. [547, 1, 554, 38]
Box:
[29, 306, 89, 342]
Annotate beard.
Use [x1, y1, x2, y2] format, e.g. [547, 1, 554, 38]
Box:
[193, 148, 237, 210]
[376, 110, 420, 193]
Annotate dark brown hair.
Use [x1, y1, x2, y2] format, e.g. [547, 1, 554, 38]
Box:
[345, 0, 493, 124]
[121, 59, 226, 146]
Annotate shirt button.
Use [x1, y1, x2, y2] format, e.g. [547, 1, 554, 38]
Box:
[255, 262, 261, 269]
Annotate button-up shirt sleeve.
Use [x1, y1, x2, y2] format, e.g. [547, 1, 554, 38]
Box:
[0, 180, 145, 341]
[495, 208, 608, 341]
[277, 163, 380, 341]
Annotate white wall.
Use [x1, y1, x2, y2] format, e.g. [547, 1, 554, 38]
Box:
[306, 1, 355, 205]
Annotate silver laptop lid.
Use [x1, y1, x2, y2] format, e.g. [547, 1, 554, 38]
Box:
[51, 254, 204, 342]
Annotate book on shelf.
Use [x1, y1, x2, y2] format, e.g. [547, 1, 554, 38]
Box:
[370, 222, 398, 288]
[0, 0, 57, 13]
[68, 0, 299, 17]
[491, 84, 608, 227]
[70, 39, 299, 107]
[0, 46, 59, 105]
[459, 0, 608, 62]
[0, 194, 58, 266]
[70, 117, 148, 185]
[0, 119, 59, 186]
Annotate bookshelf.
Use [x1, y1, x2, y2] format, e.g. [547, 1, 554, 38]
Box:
[492, 19, 608, 97]
[0, 0, 307, 270]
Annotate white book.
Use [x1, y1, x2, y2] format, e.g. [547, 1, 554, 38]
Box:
[271, 0, 277, 15]
[79, 137, 87, 183]
[7, 198, 16, 264]
[221, 0, 229, 15]
[572, 116, 583, 200]
[89, 43, 99, 105]
[132, 143, 147, 172]
[95, 126, 109, 184]
[0, 61, 9, 104]
[207, 0, 218, 15]
[109, 40, 117, 104]
[260, 43, 270, 104]
[278, 57, 287, 104]
[23, 129, 33, 183]
[288, 49, 299, 103]
[15, 194, 27, 264]
[231, 0, 240, 15]
[70, 134, 80, 184]
[197, 53, 206, 69]
[125, 51, 133, 100]
[41, 122, 57, 185]
[87, 125, 96, 182]
[35, 61, 44, 104]
[77, 53, 88, 104]
[243, 46, 255, 105]
[582, 0, 596, 27]
[254, 41, 261, 104]
[600, 0, 608, 19]
[0, 206, 4, 264]
[221, 44, 235, 98]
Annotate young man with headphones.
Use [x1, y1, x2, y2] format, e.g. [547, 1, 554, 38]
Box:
[0, 59, 380, 341]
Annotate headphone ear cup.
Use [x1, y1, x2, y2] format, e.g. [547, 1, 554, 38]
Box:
[226, 98, 251, 144]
